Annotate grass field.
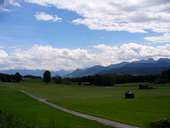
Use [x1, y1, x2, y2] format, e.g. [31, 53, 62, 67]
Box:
[0, 85, 111, 128]
[1, 80, 170, 128]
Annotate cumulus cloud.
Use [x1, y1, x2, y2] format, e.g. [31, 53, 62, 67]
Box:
[34, 12, 62, 22]
[25, 0, 170, 33]
[1, 43, 170, 71]
[93, 43, 170, 64]
[1, 45, 94, 70]
[145, 33, 170, 43]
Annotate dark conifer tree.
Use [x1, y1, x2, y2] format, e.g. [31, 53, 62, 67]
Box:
[43, 70, 51, 83]
[14, 72, 22, 82]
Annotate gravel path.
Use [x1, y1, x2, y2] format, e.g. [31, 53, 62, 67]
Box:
[19, 90, 139, 128]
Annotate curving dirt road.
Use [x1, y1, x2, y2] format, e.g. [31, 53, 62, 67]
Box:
[19, 90, 139, 128]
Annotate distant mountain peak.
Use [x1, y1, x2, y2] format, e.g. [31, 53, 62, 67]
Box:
[67, 58, 170, 77]
[135, 58, 155, 63]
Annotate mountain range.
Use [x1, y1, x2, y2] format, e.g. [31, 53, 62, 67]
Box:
[1, 58, 170, 77]
[67, 58, 170, 77]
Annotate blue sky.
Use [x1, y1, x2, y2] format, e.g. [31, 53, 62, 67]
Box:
[0, 0, 170, 71]
[0, 1, 148, 49]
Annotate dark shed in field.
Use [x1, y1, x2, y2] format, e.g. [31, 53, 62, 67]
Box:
[125, 90, 135, 99]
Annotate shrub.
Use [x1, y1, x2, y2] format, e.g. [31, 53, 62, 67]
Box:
[150, 119, 170, 128]
[139, 84, 153, 89]
[53, 76, 62, 84]
[14, 72, 22, 82]
[0, 110, 38, 128]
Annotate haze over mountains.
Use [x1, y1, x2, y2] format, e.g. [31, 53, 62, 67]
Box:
[0, 69, 71, 77]
[0, 58, 170, 77]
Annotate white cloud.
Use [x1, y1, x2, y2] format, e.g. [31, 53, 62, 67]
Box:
[34, 12, 62, 22]
[0, 0, 21, 12]
[2, 45, 94, 70]
[25, 0, 170, 33]
[0, 49, 8, 65]
[9, 0, 21, 7]
[1, 43, 170, 70]
[0, 7, 9, 12]
[0, 49, 8, 58]
[145, 33, 170, 43]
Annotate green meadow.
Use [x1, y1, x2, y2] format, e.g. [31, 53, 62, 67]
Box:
[1, 79, 170, 128]
[0, 85, 111, 128]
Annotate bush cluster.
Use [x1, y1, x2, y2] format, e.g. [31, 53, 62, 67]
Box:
[0, 110, 38, 128]
[150, 119, 170, 128]
[0, 72, 22, 83]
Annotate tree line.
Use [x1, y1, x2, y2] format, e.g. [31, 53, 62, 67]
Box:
[0, 72, 22, 83]
[44, 69, 170, 86]
[1, 69, 170, 86]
